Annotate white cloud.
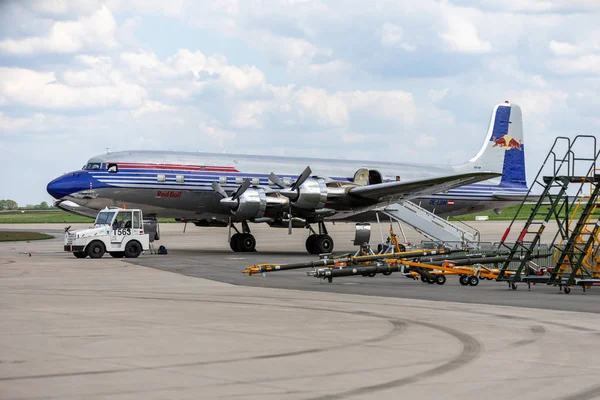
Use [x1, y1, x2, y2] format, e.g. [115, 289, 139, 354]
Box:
[308, 61, 345, 74]
[549, 40, 582, 56]
[230, 102, 267, 129]
[130, 101, 178, 118]
[415, 134, 437, 148]
[341, 91, 417, 125]
[0, 5, 118, 55]
[379, 23, 416, 51]
[428, 88, 449, 103]
[198, 120, 236, 147]
[0, 112, 48, 131]
[293, 88, 349, 127]
[0, 67, 146, 109]
[550, 55, 600, 74]
[439, 12, 493, 54]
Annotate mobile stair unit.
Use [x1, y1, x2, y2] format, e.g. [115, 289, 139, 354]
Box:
[496, 135, 600, 292]
[377, 200, 480, 249]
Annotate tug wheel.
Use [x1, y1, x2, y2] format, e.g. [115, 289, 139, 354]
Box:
[468, 276, 479, 286]
[124, 241, 142, 258]
[459, 275, 469, 286]
[86, 241, 105, 259]
[435, 274, 447, 285]
[563, 286, 571, 294]
[511, 283, 518, 291]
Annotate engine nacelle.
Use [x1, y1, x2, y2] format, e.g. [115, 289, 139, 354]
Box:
[221, 189, 289, 219]
[225, 188, 267, 219]
[282, 178, 327, 210]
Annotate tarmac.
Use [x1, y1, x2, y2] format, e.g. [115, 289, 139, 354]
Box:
[1, 221, 600, 399]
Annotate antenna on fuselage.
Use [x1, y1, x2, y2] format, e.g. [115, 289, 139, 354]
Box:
[105, 147, 110, 154]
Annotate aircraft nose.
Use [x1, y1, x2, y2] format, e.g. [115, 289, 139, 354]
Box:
[47, 171, 89, 199]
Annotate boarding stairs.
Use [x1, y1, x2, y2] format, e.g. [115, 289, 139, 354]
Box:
[548, 178, 600, 286]
[496, 135, 600, 288]
[377, 200, 480, 249]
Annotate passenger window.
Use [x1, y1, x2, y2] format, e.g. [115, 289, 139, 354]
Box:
[176, 174, 184, 183]
[107, 163, 118, 173]
[251, 178, 260, 185]
[219, 176, 227, 184]
[157, 174, 166, 182]
[235, 176, 243, 184]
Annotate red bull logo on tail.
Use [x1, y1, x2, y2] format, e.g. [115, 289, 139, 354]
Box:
[492, 134, 522, 151]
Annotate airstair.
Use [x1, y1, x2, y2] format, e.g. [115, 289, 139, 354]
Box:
[495, 135, 600, 291]
[377, 200, 480, 249]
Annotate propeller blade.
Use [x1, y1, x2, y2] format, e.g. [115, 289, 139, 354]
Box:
[291, 166, 312, 190]
[211, 181, 228, 198]
[269, 172, 287, 188]
[232, 179, 252, 201]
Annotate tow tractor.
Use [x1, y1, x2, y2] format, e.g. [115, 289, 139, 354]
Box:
[64, 207, 151, 259]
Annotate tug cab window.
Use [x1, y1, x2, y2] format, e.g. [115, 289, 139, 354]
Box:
[107, 163, 118, 173]
[112, 211, 133, 230]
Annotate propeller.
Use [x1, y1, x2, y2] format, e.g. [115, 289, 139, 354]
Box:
[269, 172, 287, 189]
[232, 179, 251, 201]
[211, 181, 228, 198]
[213, 179, 252, 209]
[290, 166, 312, 191]
[269, 166, 312, 235]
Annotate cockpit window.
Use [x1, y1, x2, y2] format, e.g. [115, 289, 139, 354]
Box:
[107, 163, 118, 173]
[84, 162, 103, 170]
[95, 211, 116, 225]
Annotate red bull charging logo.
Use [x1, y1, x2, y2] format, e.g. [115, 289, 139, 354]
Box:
[492, 134, 522, 151]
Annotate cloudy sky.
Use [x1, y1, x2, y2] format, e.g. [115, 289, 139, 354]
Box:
[1, 0, 599, 205]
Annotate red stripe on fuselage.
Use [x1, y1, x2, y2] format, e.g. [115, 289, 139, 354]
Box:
[112, 162, 239, 172]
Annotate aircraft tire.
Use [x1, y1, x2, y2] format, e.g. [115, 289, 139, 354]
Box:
[124, 241, 142, 258]
[87, 241, 105, 259]
[305, 235, 318, 254]
[314, 234, 334, 254]
[73, 252, 87, 259]
[237, 234, 256, 252]
[110, 252, 125, 258]
[230, 233, 241, 252]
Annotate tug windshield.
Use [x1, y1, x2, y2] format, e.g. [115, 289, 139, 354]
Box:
[95, 211, 116, 225]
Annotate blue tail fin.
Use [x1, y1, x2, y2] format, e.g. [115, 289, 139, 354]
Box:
[456, 102, 527, 188]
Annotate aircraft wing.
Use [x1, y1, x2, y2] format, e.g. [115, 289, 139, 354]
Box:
[348, 171, 502, 202]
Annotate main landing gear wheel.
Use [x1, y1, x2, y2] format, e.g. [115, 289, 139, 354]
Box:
[230, 233, 241, 252]
[563, 286, 571, 294]
[511, 283, 518, 291]
[306, 234, 334, 254]
[236, 233, 256, 252]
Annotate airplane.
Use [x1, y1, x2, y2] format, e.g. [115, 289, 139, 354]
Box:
[47, 101, 528, 254]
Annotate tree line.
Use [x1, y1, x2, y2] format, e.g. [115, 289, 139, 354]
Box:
[0, 200, 52, 210]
